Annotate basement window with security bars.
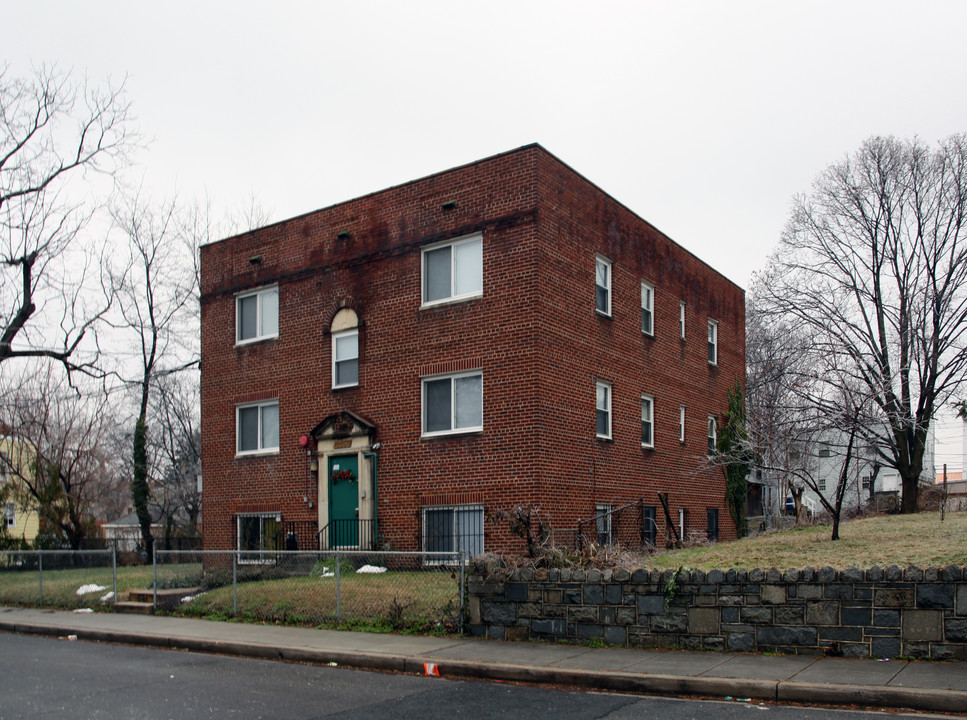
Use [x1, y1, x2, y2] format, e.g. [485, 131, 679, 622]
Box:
[422, 505, 483, 563]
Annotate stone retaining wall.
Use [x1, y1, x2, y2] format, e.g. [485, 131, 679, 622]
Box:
[467, 563, 967, 659]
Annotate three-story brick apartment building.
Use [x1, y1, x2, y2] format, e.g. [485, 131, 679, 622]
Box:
[200, 144, 745, 558]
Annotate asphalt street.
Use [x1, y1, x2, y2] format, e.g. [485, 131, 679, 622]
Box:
[0, 633, 944, 720]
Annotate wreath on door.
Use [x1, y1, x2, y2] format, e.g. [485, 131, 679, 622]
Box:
[330, 468, 356, 484]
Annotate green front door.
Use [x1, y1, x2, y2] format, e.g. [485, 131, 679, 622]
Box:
[328, 455, 359, 547]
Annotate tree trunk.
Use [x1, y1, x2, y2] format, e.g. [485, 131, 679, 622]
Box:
[132, 414, 154, 556]
[901, 474, 920, 514]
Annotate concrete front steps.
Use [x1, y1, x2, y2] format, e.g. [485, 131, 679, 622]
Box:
[114, 588, 201, 615]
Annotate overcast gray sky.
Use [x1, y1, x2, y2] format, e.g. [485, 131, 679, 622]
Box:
[5, 0, 967, 468]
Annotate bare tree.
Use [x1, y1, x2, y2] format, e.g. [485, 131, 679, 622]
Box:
[112, 190, 198, 554]
[150, 369, 201, 545]
[0, 65, 136, 376]
[758, 135, 967, 513]
[0, 370, 125, 548]
[747, 295, 885, 538]
[745, 297, 813, 522]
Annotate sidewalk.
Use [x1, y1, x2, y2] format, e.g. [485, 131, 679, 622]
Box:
[1, 606, 965, 714]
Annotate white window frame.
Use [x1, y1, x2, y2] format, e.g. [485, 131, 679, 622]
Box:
[708, 319, 718, 365]
[236, 400, 280, 456]
[236, 285, 279, 345]
[422, 504, 484, 563]
[237, 512, 282, 564]
[421, 370, 483, 437]
[818, 477, 827, 493]
[641, 394, 654, 448]
[3, 503, 15, 529]
[707, 415, 717, 456]
[679, 405, 686, 443]
[679, 507, 687, 541]
[421, 233, 483, 307]
[595, 255, 612, 316]
[680, 301, 686, 339]
[640, 281, 655, 336]
[331, 328, 359, 389]
[596, 380, 612, 439]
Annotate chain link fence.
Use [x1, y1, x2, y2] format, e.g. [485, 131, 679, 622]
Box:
[154, 550, 466, 632]
[0, 550, 120, 608]
[0, 548, 466, 633]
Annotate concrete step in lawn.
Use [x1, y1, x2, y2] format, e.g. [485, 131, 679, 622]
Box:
[114, 587, 201, 615]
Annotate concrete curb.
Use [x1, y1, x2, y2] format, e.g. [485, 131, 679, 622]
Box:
[3, 619, 965, 714]
[777, 680, 967, 715]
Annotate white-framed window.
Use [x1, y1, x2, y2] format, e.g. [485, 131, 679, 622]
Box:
[641, 394, 654, 448]
[641, 281, 654, 336]
[596, 381, 612, 439]
[678, 507, 688, 541]
[422, 371, 483, 436]
[818, 443, 831, 458]
[679, 405, 686, 443]
[422, 233, 483, 306]
[3, 503, 15, 529]
[680, 301, 686, 339]
[237, 512, 281, 563]
[861, 474, 873, 492]
[236, 286, 279, 344]
[423, 504, 483, 562]
[332, 329, 359, 388]
[708, 319, 718, 365]
[236, 400, 280, 455]
[707, 415, 717, 456]
[818, 477, 827, 493]
[595, 503, 612, 545]
[595, 255, 612, 316]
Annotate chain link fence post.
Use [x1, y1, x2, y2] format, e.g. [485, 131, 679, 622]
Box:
[152, 544, 158, 613]
[38, 551, 43, 606]
[459, 550, 466, 634]
[232, 550, 238, 616]
[112, 542, 118, 603]
[335, 547, 341, 624]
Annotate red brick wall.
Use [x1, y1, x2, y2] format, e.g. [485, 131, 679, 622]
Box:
[200, 144, 745, 555]
[532, 152, 745, 544]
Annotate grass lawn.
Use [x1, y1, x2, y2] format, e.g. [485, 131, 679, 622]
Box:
[176, 570, 460, 630]
[642, 510, 967, 571]
[0, 564, 156, 608]
[0, 555, 461, 632]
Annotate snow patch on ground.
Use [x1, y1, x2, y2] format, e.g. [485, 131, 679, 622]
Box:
[72, 608, 93, 613]
[180, 592, 207, 604]
[100, 591, 114, 603]
[356, 565, 387, 574]
[76, 584, 107, 595]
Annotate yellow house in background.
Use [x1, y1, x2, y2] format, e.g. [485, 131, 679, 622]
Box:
[0, 434, 40, 547]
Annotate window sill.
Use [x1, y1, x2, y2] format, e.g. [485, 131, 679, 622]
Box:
[420, 293, 482, 311]
[595, 435, 613, 443]
[235, 335, 278, 349]
[641, 443, 655, 451]
[421, 428, 483, 440]
[642, 331, 654, 339]
[595, 310, 612, 320]
[235, 449, 280, 459]
[331, 383, 359, 391]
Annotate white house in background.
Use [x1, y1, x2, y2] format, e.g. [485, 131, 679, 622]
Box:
[101, 511, 163, 552]
[799, 424, 936, 515]
[746, 424, 936, 532]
